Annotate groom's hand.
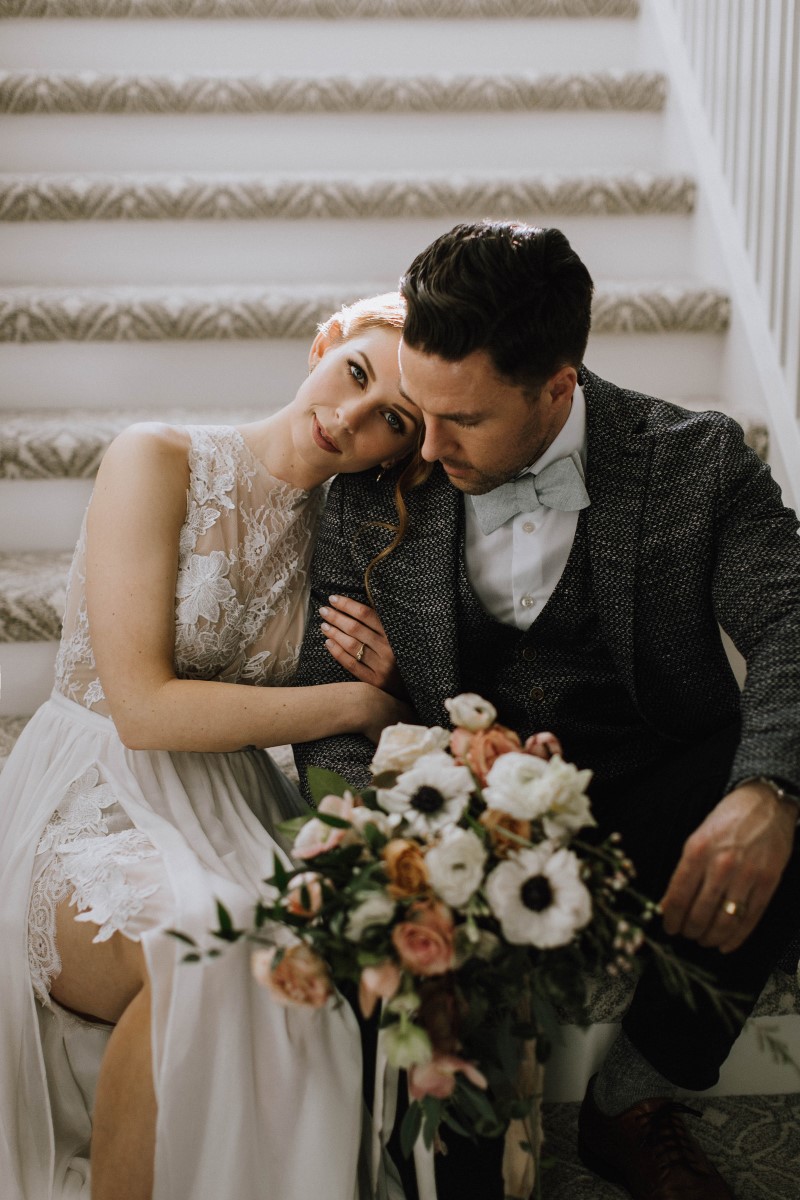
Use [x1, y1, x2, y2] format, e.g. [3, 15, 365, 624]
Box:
[660, 781, 797, 953]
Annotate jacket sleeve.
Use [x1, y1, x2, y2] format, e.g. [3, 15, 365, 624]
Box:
[291, 477, 376, 802]
[710, 421, 800, 793]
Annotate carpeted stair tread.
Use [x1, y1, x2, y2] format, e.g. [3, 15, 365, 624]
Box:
[0, 551, 73, 643]
[0, 170, 696, 222]
[0, 0, 641, 19]
[0, 406, 269, 479]
[0, 69, 666, 115]
[0, 281, 730, 342]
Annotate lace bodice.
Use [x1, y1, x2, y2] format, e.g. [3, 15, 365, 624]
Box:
[54, 426, 326, 713]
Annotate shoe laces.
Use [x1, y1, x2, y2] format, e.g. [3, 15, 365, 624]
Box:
[637, 1101, 711, 1181]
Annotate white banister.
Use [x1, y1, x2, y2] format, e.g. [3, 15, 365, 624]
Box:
[668, 0, 800, 422]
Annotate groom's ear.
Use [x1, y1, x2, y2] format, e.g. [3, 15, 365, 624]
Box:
[308, 322, 344, 371]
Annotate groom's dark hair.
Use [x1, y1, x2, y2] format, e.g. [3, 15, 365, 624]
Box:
[400, 221, 594, 393]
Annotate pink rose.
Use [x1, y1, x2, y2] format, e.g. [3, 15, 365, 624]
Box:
[285, 872, 324, 918]
[409, 1054, 488, 1101]
[358, 960, 403, 1019]
[523, 731, 562, 761]
[251, 943, 332, 1008]
[293, 792, 358, 859]
[451, 724, 522, 786]
[392, 900, 455, 976]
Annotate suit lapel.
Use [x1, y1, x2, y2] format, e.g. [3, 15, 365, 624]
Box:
[583, 369, 654, 700]
[368, 467, 463, 726]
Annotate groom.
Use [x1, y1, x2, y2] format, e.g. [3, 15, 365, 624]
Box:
[294, 221, 800, 1200]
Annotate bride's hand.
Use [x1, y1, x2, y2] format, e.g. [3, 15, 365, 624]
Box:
[319, 595, 410, 701]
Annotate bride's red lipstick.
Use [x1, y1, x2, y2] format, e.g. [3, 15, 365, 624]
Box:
[312, 415, 341, 454]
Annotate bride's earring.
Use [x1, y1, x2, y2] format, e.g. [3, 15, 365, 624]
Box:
[376, 460, 395, 482]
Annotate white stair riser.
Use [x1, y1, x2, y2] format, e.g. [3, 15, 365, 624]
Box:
[0, 215, 694, 286]
[0, 18, 647, 74]
[0, 480, 93, 552]
[0, 640, 58, 716]
[543, 1015, 800, 1103]
[0, 333, 725, 410]
[0, 111, 672, 172]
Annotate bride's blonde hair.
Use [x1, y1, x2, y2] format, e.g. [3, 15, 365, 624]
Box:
[318, 293, 431, 602]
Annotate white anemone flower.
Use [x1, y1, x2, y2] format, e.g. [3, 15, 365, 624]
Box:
[485, 844, 592, 948]
[484, 752, 594, 837]
[376, 751, 474, 836]
[370, 723, 451, 776]
[426, 827, 487, 909]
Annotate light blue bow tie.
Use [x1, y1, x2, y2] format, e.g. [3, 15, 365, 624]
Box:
[469, 452, 590, 535]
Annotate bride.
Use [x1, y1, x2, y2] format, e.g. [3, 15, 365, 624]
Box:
[0, 293, 423, 1200]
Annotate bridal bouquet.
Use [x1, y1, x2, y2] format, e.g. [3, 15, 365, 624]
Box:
[174, 695, 702, 1174]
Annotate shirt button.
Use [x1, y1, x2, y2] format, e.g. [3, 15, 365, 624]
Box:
[522, 521, 535, 533]
[529, 685, 545, 702]
[522, 646, 537, 661]
[520, 594, 535, 609]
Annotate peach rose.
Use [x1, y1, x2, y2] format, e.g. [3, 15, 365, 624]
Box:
[409, 1054, 488, 1101]
[285, 872, 324, 919]
[479, 808, 533, 857]
[382, 839, 430, 899]
[293, 792, 358, 859]
[523, 731, 563, 761]
[358, 960, 403, 1020]
[251, 943, 332, 1008]
[392, 900, 455, 976]
[451, 724, 522, 787]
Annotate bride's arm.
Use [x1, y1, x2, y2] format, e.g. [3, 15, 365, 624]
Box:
[85, 425, 404, 753]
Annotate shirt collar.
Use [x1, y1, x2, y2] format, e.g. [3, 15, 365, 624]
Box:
[522, 382, 587, 478]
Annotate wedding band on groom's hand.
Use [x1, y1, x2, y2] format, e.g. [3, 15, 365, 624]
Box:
[721, 899, 746, 918]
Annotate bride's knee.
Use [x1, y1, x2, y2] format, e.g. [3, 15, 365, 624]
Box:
[50, 897, 148, 1025]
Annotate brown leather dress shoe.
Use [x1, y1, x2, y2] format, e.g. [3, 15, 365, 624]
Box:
[577, 1075, 736, 1198]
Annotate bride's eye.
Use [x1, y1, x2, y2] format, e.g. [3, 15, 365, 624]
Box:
[348, 360, 368, 387]
[382, 411, 403, 433]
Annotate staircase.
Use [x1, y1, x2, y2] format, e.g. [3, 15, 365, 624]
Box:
[1, 0, 797, 1163]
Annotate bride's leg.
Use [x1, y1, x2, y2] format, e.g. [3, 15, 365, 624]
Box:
[50, 898, 157, 1200]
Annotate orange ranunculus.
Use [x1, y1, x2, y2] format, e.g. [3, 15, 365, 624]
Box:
[382, 838, 430, 899]
[480, 807, 533, 857]
[251, 943, 332, 1008]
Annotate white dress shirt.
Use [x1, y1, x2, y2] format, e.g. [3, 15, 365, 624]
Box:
[464, 384, 588, 630]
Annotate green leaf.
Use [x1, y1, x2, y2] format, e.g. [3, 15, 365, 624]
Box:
[307, 766, 352, 806]
[182, 952, 202, 963]
[315, 811, 353, 830]
[212, 901, 243, 943]
[400, 1101, 423, 1159]
[165, 929, 198, 947]
[276, 816, 311, 839]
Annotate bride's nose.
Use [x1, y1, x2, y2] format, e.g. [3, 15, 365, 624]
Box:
[335, 399, 370, 433]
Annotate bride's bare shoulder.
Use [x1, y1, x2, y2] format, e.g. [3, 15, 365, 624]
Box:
[99, 422, 192, 474]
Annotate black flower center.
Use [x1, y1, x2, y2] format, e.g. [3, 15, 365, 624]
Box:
[521, 875, 553, 912]
[411, 786, 446, 814]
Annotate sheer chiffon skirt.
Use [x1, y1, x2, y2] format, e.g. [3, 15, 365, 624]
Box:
[0, 691, 364, 1200]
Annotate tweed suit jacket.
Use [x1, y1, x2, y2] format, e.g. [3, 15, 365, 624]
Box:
[293, 368, 800, 799]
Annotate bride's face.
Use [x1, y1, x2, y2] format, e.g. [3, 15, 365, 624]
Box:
[291, 326, 421, 483]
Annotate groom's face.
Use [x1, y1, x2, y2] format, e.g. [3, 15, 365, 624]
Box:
[398, 341, 574, 495]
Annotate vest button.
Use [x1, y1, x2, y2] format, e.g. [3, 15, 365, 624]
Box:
[520, 594, 535, 609]
[522, 646, 537, 661]
[529, 685, 544, 702]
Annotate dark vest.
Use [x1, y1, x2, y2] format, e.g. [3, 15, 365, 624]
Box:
[456, 511, 670, 783]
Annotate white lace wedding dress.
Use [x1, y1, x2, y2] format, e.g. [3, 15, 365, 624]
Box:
[0, 427, 368, 1200]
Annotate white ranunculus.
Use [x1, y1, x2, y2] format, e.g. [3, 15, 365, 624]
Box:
[444, 693, 497, 732]
[376, 751, 474, 836]
[485, 844, 592, 948]
[483, 752, 594, 834]
[426, 827, 488, 909]
[370, 722, 451, 776]
[344, 891, 397, 942]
